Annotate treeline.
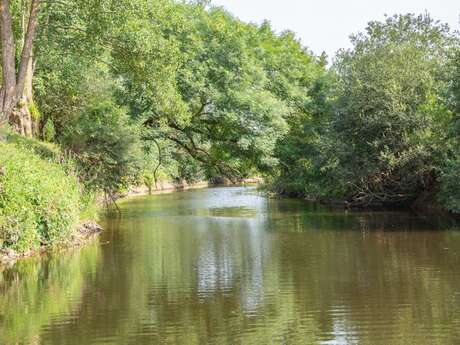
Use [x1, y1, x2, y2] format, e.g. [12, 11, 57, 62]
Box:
[0, 1, 460, 251]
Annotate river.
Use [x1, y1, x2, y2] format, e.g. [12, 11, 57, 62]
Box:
[1, 186, 460, 345]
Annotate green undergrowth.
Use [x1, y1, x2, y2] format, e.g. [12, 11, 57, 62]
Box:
[0, 132, 97, 252]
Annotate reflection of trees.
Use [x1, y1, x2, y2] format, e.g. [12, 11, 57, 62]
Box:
[4, 188, 460, 344]
[264, 202, 460, 345]
[0, 244, 100, 345]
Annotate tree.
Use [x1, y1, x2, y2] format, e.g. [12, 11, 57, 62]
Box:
[61, 97, 143, 197]
[0, 0, 40, 135]
[1, 0, 131, 136]
[450, 49, 460, 115]
[331, 14, 455, 206]
[113, 3, 290, 181]
[252, 23, 334, 196]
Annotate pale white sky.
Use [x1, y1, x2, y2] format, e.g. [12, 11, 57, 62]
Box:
[211, 0, 460, 58]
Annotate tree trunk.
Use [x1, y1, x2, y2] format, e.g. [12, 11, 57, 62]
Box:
[0, 0, 40, 135]
[0, 0, 17, 124]
[16, 0, 40, 102]
[14, 52, 36, 137]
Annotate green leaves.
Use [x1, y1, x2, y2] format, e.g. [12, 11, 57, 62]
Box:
[327, 14, 456, 206]
[0, 138, 81, 250]
[61, 98, 143, 194]
[272, 13, 460, 209]
[24, 0, 460, 212]
[112, 3, 300, 180]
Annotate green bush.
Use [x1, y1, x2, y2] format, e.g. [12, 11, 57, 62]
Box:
[142, 171, 156, 193]
[0, 142, 81, 251]
[61, 99, 143, 195]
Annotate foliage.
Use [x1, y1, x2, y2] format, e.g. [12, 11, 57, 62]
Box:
[438, 49, 460, 212]
[112, 3, 292, 180]
[272, 71, 337, 197]
[451, 50, 460, 114]
[273, 14, 458, 208]
[61, 98, 143, 195]
[28, 102, 41, 121]
[0, 140, 81, 251]
[6, 131, 62, 162]
[42, 118, 56, 142]
[438, 157, 460, 213]
[330, 14, 457, 206]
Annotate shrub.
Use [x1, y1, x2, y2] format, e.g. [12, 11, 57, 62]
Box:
[0, 142, 81, 251]
[61, 99, 143, 195]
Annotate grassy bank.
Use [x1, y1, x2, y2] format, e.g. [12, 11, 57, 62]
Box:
[0, 132, 99, 259]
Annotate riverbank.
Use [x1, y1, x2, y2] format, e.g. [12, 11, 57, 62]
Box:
[125, 180, 210, 198]
[269, 187, 455, 218]
[0, 133, 101, 266]
[0, 220, 102, 266]
[121, 178, 263, 200]
[1, 175, 261, 268]
[1, 176, 262, 266]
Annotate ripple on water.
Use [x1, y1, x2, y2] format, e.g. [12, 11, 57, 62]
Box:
[2, 187, 460, 345]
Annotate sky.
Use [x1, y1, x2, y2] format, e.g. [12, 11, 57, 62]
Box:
[211, 0, 460, 59]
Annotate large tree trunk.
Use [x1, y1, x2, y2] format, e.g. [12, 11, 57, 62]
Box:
[13, 53, 35, 136]
[0, 0, 40, 135]
[0, 0, 17, 124]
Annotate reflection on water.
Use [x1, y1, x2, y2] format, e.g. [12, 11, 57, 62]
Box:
[0, 244, 100, 345]
[1, 187, 460, 345]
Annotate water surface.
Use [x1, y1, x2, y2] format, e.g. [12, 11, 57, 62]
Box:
[2, 187, 460, 345]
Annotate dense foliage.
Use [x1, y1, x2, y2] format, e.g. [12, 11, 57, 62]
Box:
[28, 0, 326, 187]
[0, 136, 81, 251]
[274, 14, 460, 209]
[1, 0, 460, 255]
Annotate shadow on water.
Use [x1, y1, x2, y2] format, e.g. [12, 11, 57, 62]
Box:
[1, 187, 460, 345]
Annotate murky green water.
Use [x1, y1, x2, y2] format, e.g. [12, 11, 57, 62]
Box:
[2, 186, 460, 345]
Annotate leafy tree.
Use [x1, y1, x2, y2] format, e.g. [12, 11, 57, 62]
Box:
[330, 14, 456, 206]
[253, 24, 335, 196]
[112, 3, 290, 181]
